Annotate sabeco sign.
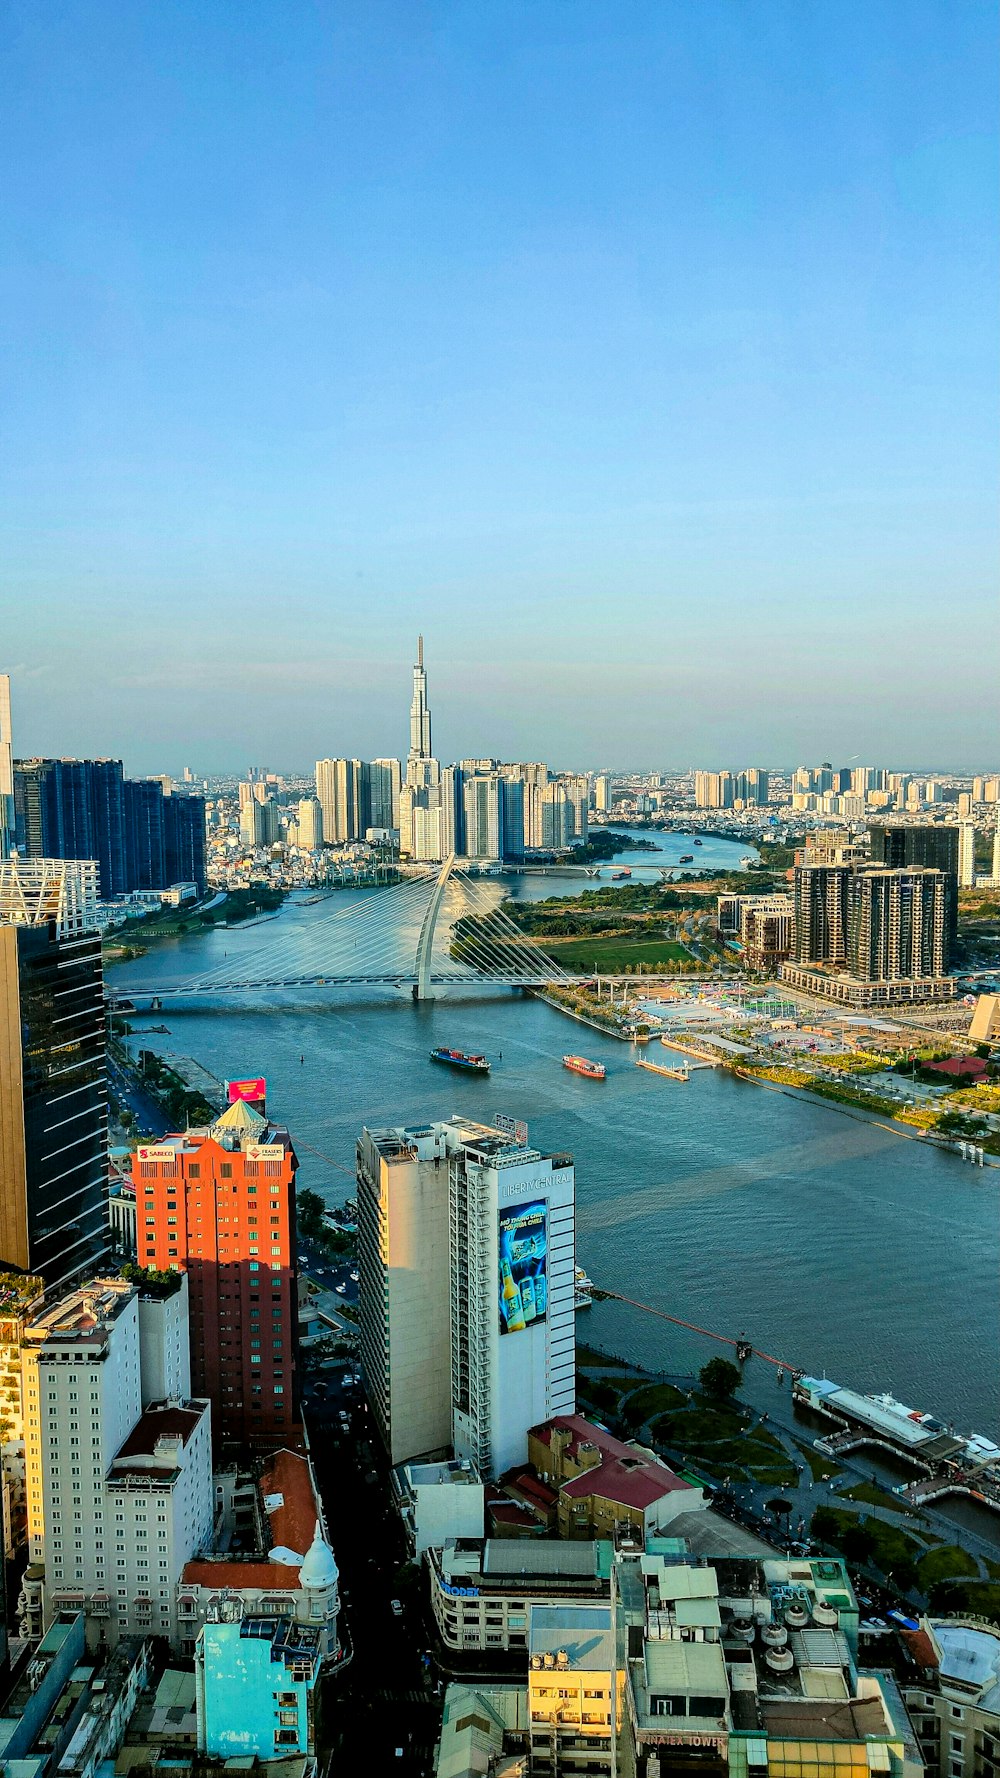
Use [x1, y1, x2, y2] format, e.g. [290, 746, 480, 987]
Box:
[135, 1146, 177, 1163]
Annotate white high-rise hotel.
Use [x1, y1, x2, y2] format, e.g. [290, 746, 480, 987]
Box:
[357, 1116, 575, 1479]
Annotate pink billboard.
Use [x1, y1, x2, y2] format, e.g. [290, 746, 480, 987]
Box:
[226, 1077, 267, 1107]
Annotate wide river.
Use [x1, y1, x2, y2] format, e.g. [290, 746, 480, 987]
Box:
[114, 830, 996, 1437]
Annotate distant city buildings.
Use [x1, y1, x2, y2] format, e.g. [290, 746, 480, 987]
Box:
[357, 1115, 575, 1480]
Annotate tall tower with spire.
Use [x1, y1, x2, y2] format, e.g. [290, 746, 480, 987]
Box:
[408, 634, 432, 764]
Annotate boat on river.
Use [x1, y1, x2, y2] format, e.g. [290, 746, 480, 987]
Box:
[679, 853, 695, 863]
[430, 1048, 491, 1074]
[563, 1055, 606, 1080]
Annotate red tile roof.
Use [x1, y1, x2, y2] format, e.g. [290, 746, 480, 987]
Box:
[500, 1466, 558, 1511]
[531, 1414, 694, 1512]
[113, 1403, 204, 1461]
[181, 1561, 301, 1591]
[261, 1448, 319, 1559]
[924, 1056, 988, 1080]
[900, 1627, 940, 1671]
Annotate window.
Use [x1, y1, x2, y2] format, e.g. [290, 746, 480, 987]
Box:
[951, 1736, 964, 1754]
[220, 1164, 232, 1179]
[187, 1167, 199, 1179]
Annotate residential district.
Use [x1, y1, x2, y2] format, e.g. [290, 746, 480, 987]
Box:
[1, 659, 1000, 1776]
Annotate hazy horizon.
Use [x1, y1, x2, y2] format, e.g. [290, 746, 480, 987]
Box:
[3, 2, 997, 772]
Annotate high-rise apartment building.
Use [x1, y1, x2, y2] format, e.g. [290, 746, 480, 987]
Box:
[792, 865, 851, 965]
[293, 796, 323, 850]
[20, 1274, 213, 1648]
[133, 1099, 299, 1448]
[594, 772, 612, 813]
[848, 867, 947, 983]
[0, 675, 13, 860]
[0, 919, 109, 1293]
[357, 1116, 575, 1480]
[869, 823, 959, 962]
[541, 782, 574, 850]
[959, 822, 976, 888]
[463, 774, 504, 859]
[367, 759, 402, 832]
[993, 818, 1000, 887]
[439, 765, 464, 856]
[408, 635, 432, 764]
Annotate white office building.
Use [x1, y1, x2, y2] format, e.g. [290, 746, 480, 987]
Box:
[358, 1117, 575, 1480]
[20, 1275, 213, 1649]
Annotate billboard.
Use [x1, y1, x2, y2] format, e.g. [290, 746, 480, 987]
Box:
[227, 1077, 267, 1107]
[498, 1199, 548, 1335]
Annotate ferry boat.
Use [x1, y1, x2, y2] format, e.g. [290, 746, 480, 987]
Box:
[741, 854, 754, 865]
[611, 868, 632, 880]
[563, 1055, 606, 1080]
[679, 853, 695, 863]
[430, 1047, 491, 1074]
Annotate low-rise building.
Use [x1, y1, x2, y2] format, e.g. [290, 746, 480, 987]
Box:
[0, 1611, 151, 1778]
[433, 1683, 529, 1778]
[528, 1415, 705, 1542]
[394, 1457, 485, 1557]
[429, 1538, 613, 1655]
[194, 1614, 322, 1765]
[615, 1551, 919, 1778]
[527, 1601, 622, 1775]
[900, 1616, 1000, 1778]
[178, 1446, 340, 1663]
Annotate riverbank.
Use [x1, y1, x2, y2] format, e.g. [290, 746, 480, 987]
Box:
[733, 1065, 1000, 1162]
[103, 886, 286, 959]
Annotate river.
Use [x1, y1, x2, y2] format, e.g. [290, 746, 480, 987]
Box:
[112, 831, 997, 1439]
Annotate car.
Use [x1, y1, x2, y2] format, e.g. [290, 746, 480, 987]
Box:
[335, 1283, 347, 1294]
[349, 1270, 360, 1282]
[390, 1599, 403, 1618]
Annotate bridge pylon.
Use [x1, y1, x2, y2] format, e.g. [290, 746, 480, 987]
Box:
[413, 852, 457, 1000]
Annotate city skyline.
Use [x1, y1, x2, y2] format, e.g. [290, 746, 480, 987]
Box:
[2, 3, 997, 771]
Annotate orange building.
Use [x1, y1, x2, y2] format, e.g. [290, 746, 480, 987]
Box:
[133, 1099, 299, 1449]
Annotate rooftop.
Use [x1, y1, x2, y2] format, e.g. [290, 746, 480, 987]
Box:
[261, 1448, 320, 1561]
[25, 1278, 134, 1345]
[932, 1620, 1000, 1711]
[113, 1401, 206, 1463]
[532, 1414, 694, 1511]
[528, 1604, 616, 1673]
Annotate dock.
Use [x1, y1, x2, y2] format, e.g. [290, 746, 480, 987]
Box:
[635, 1057, 689, 1081]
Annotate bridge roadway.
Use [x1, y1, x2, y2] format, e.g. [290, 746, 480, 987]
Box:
[108, 970, 713, 1001]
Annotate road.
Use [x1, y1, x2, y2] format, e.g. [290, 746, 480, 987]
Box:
[105, 1052, 170, 1138]
[305, 1368, 443, 1774]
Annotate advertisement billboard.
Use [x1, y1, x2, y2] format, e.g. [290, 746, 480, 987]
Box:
[227, 1077, 267, 1107]
[498, 1199, 547, 1335]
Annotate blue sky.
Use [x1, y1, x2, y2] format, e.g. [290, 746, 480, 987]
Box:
[2, 1, 996, 773]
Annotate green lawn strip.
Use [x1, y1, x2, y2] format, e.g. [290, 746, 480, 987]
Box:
[917, 1546, 979, 1589]
[617, 1382, 689, 1421]
[547, 936, 693, 970]
[840, 1481, 907, 1511]
[792, 1442, 839, 1484]
[816, 1507, 925, 1568]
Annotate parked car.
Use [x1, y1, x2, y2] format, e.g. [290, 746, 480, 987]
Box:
[390, 1599, 403, 1618]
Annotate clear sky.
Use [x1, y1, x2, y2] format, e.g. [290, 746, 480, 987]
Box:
[2, 1, 996, 774]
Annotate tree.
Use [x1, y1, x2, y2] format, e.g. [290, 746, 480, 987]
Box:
[840, 1525, 876, 1565]
[297, 1189, 328, 1242]
[766, 1497, 792, 1521]
[809, 1507, 841, 1547]
[699, 1358, 741, 1402]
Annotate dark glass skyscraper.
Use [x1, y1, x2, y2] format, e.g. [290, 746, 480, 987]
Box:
[868, 825, 959, 963]
[0, 922, 109, 1291]
[14, 760, 206, 897]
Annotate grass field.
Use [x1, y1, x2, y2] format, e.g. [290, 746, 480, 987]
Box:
[917, 1546, 978, 1589]
[547, 936, 692, 969]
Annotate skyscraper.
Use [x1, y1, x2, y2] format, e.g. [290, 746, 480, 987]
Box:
[792, 864, 851, 964]
[868, 824, 959, 962]
[408, 635, 432, 764]
[315, 759, 365, 845]
[12, 759, 205, 896]
[357, 1116, 575, 1479]
[958, 822, 976, 888]
[0, 920, 109, 1292]
[367, 759, 402, 832]
[848, 867, 947, 983]
[0, 675, 13, 860]
[134, 1098, 300, 1449]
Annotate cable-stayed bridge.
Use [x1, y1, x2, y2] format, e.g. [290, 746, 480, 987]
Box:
[112, 856, 604, 1003]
